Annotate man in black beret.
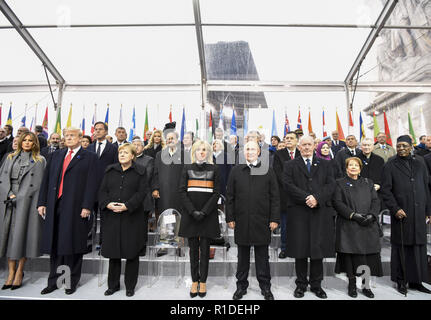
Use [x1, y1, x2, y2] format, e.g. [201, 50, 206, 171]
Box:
[380, 135, 431, 295]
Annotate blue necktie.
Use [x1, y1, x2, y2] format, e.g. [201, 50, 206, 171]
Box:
[306, 158, 311, 173]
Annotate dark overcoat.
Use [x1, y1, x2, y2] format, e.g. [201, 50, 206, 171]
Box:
[283, 156, 336, 259]
[272, 148, 300, 213]
[152, 146, 184, 213]
[99, 163, 149, 259]
[37, 148, 98, 255]
[178, 163, 220, 239]
[357, 152, 384, 185]
[213, 151, 233, 197]
[334, 147, 362, 177]
[87, 141, 118, 191]
[135, 153, 154, 212]
[226, 163, 280, 246]
[380, 155, 431, 246]
[332, 177, 381, 254]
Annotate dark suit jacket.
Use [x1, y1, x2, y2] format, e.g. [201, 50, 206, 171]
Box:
[37, 134, 47, 149]
[272, 148, 300, 213]
[87, 140, 118, 190]
[331, 140, 346, 156]
[37, 148, 98, 255]
[0, 139, 9, 161]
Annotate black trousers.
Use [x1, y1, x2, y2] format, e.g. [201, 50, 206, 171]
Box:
[48, 198, 83, 290]
[236, 245, 271, 291]
[391, 243, 429, 284]
[188, 237, 210, 283]
[108, 257, 139, 291]
[295, 258, 323, 290]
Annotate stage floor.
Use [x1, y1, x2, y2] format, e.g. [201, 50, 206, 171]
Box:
[0, 272, 429, 300]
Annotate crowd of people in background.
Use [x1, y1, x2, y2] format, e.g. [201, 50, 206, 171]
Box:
[0, 119, 429, 300]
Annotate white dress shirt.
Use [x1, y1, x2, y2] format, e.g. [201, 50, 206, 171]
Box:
[65, 145, 81, 161]
[96, 139, 107, 156]
[246, 160, 258, 168]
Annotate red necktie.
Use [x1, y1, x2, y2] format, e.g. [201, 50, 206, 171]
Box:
[58, 150, 74, 199]
[290, 151, 294, 160]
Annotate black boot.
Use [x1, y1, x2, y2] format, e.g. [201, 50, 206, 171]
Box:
[348, 278, 357, 298]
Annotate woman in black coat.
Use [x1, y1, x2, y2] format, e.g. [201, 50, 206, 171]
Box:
[333, 157, 382, 299]
[99, 144, 149, 297]
[178, 140, 220, 298]
[143, 130, 165, 159]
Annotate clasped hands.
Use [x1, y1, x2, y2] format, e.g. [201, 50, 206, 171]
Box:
[107, 202, 128, 213]
[305, 195, 318, 208]
[351, 212, 375, 226]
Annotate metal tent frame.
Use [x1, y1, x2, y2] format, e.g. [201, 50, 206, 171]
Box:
[1, 0, 430, 121]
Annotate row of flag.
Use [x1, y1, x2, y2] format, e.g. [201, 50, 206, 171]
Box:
[0, 102, 425, 146]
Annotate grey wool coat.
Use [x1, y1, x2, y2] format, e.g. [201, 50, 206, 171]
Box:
[0, 153, 46, 259]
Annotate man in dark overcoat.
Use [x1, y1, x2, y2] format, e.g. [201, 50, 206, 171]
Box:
[272, 131, 300, 259]
[284, 135, 336, 299]
[334, 135, 361, 178]
[37, 127, 98, 295]
[380, 135, 431, 295]
[226, 141, 280, 300]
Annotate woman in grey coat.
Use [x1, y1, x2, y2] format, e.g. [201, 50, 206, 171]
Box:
[0, 132, 46, 290]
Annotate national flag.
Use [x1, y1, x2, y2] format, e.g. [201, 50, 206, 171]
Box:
[348, 109, 354, 135]
[284, 113, 291, 137]
[322, 109, 327, 138]
[419, 107, 427, 137]
[29, 117, 34, 132]
[143, 105, 149, 141]
[118, 104, 123, 127]
[20, 115, 26, 127]
[207, 110, 213, 144]
[359, 112, 365, 141]
[104, 105, 109, 126]
[383, 110, 392, 146]
[81, 105, 86, 136]
[297, 107, 302, 130]
[397, 107, 404, 138]
[230, 107, 237, 136]
[218, 104, 224, 130]
[42, 106, 48, 138]
[169, 105, 173, 123]
[408, 111, 416, 145]
[195, 118, 199, 139]
[243, 106, 248, 135]
[180, 107, 186, 141]
[335, 111, 345, 141]
[307, 109, 313, 134]
[6, 104, 12, 126]
[373, 111, 380, 143]
[55, 106, 62, 136]
[66, 104, 72, 127]
[91, 104, 97, 135]
[128, 106, 136, 142]
[271, 109, 278, 137]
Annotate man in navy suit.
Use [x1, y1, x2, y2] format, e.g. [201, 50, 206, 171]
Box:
[37, 127, 98, 295]
[87, 122, 118, 247]
[331, 130, 346, 156]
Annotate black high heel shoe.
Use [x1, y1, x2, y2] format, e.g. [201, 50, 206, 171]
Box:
[11, 272, 24, 290]
[1, 284, 12, 290]
[198, 283, 206, 298]
[190, 282, 199, 298]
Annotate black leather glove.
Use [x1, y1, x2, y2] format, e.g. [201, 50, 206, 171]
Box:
[192, 211, 205, 221]
[351, 213, 367, 225]
[362, 214, 375, 226]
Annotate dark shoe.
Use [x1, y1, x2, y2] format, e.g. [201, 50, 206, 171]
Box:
[362, 288, 375, 298]
[198, 282, 207, 298]
[397, 281, 407, 295]
[190, 291, 198, 298]
[198, 291, 206, 298]
[104, 287, 120, 296]
[278, 250, 287, 259]
[41, 286, 57, 295]
[126, 290, 134, 297]
[293, 286, 305, 298]
[311, 287, 327, 299]
[65, 287, 76, 295]
[261, 289, 274, 300]
[156, 248, 168, 257]
[11, 272, 24, 290]
[348, 285, 357, 298]
[409, 283, 431, 294]
[232, 288, 247, 300]
[2, 284, 12, 290]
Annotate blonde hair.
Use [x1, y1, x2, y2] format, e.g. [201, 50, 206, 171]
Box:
[118, 143, 137, 161]
[63, 127, 83, 137]
[191, 140, 213, 164]
[8, 132, 43, 162]
[144, 129, 166, 150]
[345, 156, 363, 170]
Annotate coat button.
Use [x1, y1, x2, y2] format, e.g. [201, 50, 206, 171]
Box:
[308, 178, 312, 181]
[31, 173, 34, 176]
[30, 184, 33, 187]
[411, 178, 415, 181]
[29, 196, 32, 199]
